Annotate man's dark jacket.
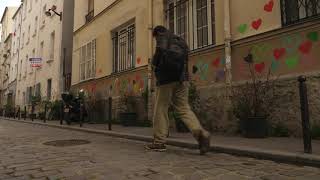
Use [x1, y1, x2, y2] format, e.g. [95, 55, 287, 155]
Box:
[152, 30, 189, 86]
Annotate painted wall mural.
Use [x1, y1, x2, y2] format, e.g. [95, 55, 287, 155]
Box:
[189, 51, 226, 84]
[233, 29, 320, 81]
[74, 70, 148, 98]
[237, 0, 274, 34]
[111, 73, 148, 96]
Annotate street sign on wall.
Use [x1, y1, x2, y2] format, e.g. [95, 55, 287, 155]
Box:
[29, 58, 42, 67]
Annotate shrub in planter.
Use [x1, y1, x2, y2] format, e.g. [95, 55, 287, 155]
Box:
[119, 95, 138, 126]
[231, 53, 278, 138]
[312, 124, 320, 140]
[270, 122, 290, 137]
[49, 100, 63, 120]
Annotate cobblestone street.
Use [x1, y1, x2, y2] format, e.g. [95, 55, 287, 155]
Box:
[0, 120, 319, 180]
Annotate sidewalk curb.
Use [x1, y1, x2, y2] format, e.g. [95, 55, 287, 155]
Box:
[3, 118, 320, 167]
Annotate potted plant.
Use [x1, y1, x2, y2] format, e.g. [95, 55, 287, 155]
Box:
[119, 94, 138, 127]
[30, 95, 41, 119]
[231, 53, 277, 138]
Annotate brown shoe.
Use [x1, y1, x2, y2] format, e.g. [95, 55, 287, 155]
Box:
[198, 131, 210, 155]
[145, 143, 167, 152]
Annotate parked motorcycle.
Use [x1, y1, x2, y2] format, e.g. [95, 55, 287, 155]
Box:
[61, 91, 87, 125]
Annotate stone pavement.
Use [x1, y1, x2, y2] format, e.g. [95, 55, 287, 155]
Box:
[1, 119, 320, 180]
[13, 118, 320, 156]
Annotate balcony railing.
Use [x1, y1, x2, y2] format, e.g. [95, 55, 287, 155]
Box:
[85, 10, 94, 23]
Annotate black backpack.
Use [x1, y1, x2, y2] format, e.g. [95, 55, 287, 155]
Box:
[160, 34, 189, 77]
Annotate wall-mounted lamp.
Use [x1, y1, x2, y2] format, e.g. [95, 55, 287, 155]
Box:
[45, 5, 62, 21]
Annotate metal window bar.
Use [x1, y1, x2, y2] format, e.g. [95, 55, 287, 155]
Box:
[165, 0, 216, 51]
[112, 25, 135, 73]
[281, 0, 320, 25]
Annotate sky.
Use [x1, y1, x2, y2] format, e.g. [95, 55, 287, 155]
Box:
[0, 0, 21, 19]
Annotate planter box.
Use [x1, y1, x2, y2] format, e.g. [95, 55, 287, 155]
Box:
[241, 116, 268, 138]
[119, 113, 138, 127]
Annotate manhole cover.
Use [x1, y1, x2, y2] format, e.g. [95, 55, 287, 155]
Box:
[43, 139, 90, 147]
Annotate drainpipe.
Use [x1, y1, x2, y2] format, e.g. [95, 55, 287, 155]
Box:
[224, 0, 232, 85]
[223, 0, 232, 122]
[147, 0, 154, 122]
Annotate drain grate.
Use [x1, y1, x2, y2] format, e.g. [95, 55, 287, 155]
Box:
[43, 139, 90, 147]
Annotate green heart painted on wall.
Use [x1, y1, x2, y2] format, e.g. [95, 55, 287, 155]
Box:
[251, 43, 272, 62]
[307, 32, 318, 42]
[271, 60, 279, 72]
[285, 56, 299, 69]
[238, 24, 248, 34]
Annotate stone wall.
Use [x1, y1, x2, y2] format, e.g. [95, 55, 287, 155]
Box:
[194, 72, 320, 137]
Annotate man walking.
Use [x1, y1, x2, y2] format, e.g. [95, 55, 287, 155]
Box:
[145, 26, 210, 155]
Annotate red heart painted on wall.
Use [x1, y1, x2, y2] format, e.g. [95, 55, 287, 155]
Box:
[299, 41, 313, 54]
[252, 19, 262, 30]
[273, 48, 286, 60]
[136, 74, 141, 81]
[137, 57, 141, 64]
[255, 62, 265, 73]
[212, 58, 220, 68]
[264, 0, 274, 12]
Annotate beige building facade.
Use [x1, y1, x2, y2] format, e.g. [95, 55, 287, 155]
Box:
[72, 0, 320, 135]
[0, 7, 18, 109]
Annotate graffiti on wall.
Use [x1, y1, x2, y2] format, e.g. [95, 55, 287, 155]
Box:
[237, 0, 274, 34]
[191, 56, 226, 83]
[78, 71, 148, 98]
[241, 31, 319, 75]
[111, 73, 148, 96]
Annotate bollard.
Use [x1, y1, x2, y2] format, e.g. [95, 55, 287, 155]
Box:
[24, 106, 27, 120]
[108, 97, 112, 131]
[18, 107, 21, 120]
[79, 102, 83, 127]
[31, 104, 35, 121]
[13, 108, 16, 119]
[65, 104, 71, 125]
[44, 103, 47, 123]
[298, 76, 312, 154]
[60, 102, 63, 125]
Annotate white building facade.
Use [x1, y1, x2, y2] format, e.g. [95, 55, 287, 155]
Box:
[15, 0, 65, 107]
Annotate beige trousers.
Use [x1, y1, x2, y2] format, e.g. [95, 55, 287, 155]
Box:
[153, 82, 206, 143]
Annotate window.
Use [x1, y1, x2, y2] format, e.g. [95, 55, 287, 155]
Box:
[17, 37, 20, 52]
[86, 0, 94, 23]
[80, 39, 96, 81]
[35, 83, 41, 97]
[25, 55, 28, 76]
[47, 79, 52, 100]
[49, 31, 55, 60]
[281, 0, 320, 25]
[27, 25, 30, 44]
[40, 41, 44, 59]
[13, 42, 15, 55]
[19, 60, 22, 80]
[24, 1, 27, 19]
[29, 0, 32, 11]
[42, 5, 46, 25]
[22, 92, 25, 105]
[112, 24, 135, 73]
[22, 33, 25, 48]
[34, 16, 38, 35]
[26, 86, 33, 104]
[165, 0, 216, 50]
